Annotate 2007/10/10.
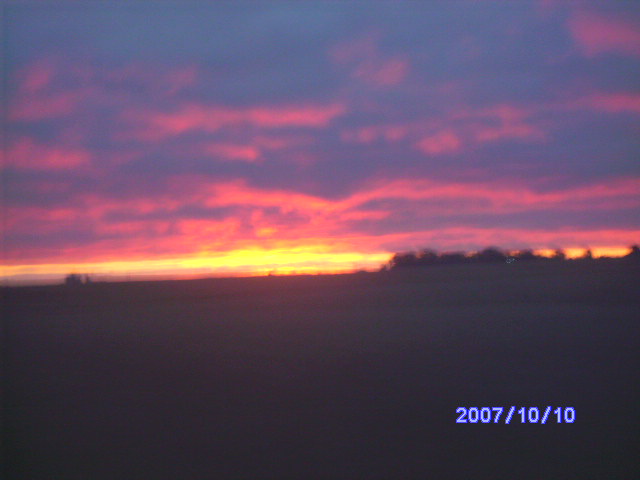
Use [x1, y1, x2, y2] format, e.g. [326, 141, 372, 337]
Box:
[456, 406, 576, 424]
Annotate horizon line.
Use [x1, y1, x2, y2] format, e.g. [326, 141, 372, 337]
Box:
[2, 245, 637, 287]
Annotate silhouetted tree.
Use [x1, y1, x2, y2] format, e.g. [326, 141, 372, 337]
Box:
[65, 274, 83, 286]
[416, 249, 438, 266]
[624, 245, 640, 262]
[438, 252, 467, 265]
[389, 252, 419, 269]
[513, 249, 538, 261]
[383, 244, 636, 271]
[580, 249, 593, 260]
[472, 247, 507, 263]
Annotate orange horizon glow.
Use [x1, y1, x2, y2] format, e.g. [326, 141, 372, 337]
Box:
[1, 244, 635, 285]
[0, 248, 391, 285]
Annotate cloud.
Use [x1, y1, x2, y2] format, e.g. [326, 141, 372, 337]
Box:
[569, 10, 640, 57]
[10, 90, 88, 122]
[124, 103, 346, 140]
[416, 130, 461, 155]
[329, 33, 410, 87]
[204, 143, 261, 162]
[576, 93, 640, 113]
[4, 138, 91, 170]
[342, 102, 544, 156]
[8, 57, 200, 123]
[6, 174, 638, 251]
[3, 3, 639, 279]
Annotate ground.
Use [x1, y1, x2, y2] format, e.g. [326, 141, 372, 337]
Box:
[3, 260, 639, 479]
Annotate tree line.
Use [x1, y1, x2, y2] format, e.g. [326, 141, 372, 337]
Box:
[386, 245, 640, 270]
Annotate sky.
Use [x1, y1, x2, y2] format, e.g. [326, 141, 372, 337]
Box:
[2, 0, 640, 283]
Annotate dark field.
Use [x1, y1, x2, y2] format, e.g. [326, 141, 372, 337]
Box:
[3, 261, 639, 479]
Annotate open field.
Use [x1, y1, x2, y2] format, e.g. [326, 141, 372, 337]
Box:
[3, 261, 639, 479]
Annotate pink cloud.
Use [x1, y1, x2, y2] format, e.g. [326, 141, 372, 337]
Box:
[569, 11, 640, 57]
[9, 58, 201, 122]
[454, 104, 544, 145]
[353, 57, 409, 87]
[10, 90, 88, 121]
[126, 103, 346, 139]
[578, 93, 640, 113]
[416, 130, 462, 155]
[103, 63, 199, 95]
[330, 33, 409, 87]
[472, 123, 542, 143]
[205, 143, 261, 162]
[4, 174, 639, 267]
[374, 227, 640, 255]
[246, 104, 345, 127]
[189, 176, 640, 232]
[341, 120, 434, 145]
[251, 134, 313, 150]
[343, 103, 543, 153]
[9, 58, 92, 121]
[342, 177, 640, 216]
[167, 134, 314, 165]
[16, 58, 56, 93]
[4, 138, 91, 170]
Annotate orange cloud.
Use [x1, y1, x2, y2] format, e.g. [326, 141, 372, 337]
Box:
[569, 11, 640, 57]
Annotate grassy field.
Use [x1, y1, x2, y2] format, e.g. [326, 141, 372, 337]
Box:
[3, 260, 639, 479]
